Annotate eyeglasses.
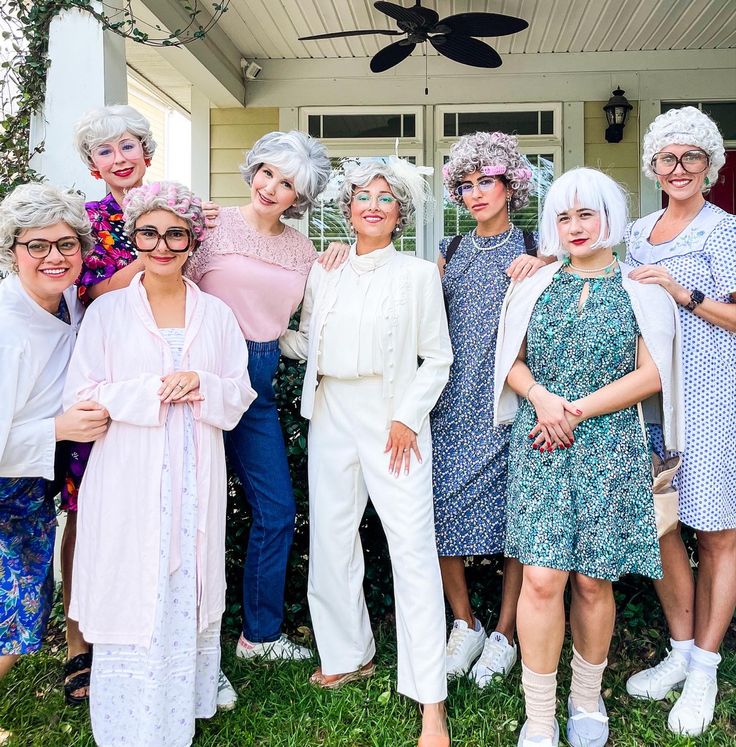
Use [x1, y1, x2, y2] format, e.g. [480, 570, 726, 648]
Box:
[131, 227, 192, 253]
[91, 138, 144, 164]
[455, 176, 500, 198]
[14, 236, 82, 259]
[352, 192, 397, 207]
[650, 150, 709, 176]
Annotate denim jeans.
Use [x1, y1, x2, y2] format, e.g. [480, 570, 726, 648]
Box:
[226, 340, 295, 643]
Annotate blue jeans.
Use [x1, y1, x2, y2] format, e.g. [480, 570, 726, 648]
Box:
[226, 340, 296, 643]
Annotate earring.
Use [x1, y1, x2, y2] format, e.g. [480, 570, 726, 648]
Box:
[11, 260, 19, 273]
[506, 193, 512, 215]
[655, 180, 660, 190]
[91, 170, 102, 180]
[705, 177, 710, 187]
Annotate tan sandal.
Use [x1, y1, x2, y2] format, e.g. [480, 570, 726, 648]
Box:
[309, 661, 375, 689]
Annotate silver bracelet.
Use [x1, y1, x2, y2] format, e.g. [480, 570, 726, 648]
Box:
[526, 382, 540, 399]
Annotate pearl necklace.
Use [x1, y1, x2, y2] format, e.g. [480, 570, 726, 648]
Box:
[566, 256, 618, 275]
[471, 223, 515, 251]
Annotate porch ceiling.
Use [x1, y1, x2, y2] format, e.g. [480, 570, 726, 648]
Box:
[228, 0, 736, 61]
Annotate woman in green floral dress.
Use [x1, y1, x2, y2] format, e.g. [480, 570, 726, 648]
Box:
[494, 168, 684, 747]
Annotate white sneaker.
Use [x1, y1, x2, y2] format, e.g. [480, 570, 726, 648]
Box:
[626, 649, 688, 700]
[216, 670, 237, 711]
[445, 619, 486, 678]
[470, 632, 517, 687]
[517, 719, 559, 747]
[235, 633, 312, 661]
[566, 695, 609, 747]
[667, 669, 718, 736]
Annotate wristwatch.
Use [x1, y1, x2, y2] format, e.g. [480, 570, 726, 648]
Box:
[685, 289, 705, 311]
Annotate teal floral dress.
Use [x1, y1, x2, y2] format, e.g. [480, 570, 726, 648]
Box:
[505, 269, 662, 581]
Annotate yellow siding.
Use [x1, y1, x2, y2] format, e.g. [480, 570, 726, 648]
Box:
[584, 100, 641, 218]
[128, 83, 167, 186]
[210, 107, 279, 205]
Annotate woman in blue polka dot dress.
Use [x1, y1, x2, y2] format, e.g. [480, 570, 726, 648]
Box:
[432, 132, 549, 685]
[624, 107, 736, 737]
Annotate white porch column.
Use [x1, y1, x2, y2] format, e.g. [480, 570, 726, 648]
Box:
[29, 5, 127, 199]
[638, 100, 661, 218]
[190, 87, 211, 199]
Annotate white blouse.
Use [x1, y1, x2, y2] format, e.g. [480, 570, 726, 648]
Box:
[0, 275, 83, 479]
[317, 244, 395, 379]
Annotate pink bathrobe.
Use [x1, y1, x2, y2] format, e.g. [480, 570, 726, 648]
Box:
[63, 273, 256, 647]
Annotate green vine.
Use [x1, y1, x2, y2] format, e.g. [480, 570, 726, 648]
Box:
[0, 0, 229, 199]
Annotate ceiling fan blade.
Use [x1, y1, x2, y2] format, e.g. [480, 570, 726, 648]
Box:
[430, 34, 502, 68]
[299, 29, 402, 41]
[436, 13, 528, 37]
[374, 1, 439, 27]
[370, 39, 416, 73]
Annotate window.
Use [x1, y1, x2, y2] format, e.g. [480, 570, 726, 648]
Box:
[308, 113, 416, 139]
[661, 101, 736, 141]
[443, 109, 555, 138]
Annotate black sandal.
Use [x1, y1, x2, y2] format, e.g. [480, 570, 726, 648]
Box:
[63, 651, 92, 706]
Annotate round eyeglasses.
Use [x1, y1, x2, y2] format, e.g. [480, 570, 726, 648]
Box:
[454, 176, 500, 198]
[14, 236, 82, 260]
[131, 227, 192, 253]
[91, 138, 144, 165]
[650, 149, 709, 176]
[352, 192, 397, 207]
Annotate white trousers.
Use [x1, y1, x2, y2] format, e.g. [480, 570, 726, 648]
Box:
[308, 376, 447, 703]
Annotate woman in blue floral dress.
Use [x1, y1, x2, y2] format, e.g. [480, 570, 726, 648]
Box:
[431, 132, 548, 685]
[495, 168, 683, 747]
[0, 184, 106, 692]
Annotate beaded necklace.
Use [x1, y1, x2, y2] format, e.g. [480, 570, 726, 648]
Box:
[470, 223, 515, 251]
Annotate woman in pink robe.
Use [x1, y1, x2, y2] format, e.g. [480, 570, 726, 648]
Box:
[63, 182, 256, 747]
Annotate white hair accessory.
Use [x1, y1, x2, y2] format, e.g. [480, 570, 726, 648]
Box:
[386, 152, 435, 221]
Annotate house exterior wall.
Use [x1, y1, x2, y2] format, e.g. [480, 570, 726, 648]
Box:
[584, 100, 641, 219]
[129, 81, 168, 186]
[210, 107, 279, 206]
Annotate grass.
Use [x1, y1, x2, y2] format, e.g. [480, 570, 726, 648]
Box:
[1, 611, 734, 747]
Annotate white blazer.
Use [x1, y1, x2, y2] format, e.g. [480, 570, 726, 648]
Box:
[493, 261, 686, 452]
[280, 246, 453, 434]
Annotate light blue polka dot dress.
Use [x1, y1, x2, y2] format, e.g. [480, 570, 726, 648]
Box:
[626, 201, 736, 531]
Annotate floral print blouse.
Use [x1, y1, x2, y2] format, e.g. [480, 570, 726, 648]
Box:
[78, 193, 137, 303]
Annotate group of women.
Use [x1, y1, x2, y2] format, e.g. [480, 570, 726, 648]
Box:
[0, 100, 733, 747]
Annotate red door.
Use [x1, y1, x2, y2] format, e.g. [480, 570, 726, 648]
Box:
[708, 149, 736, 214]
[661, 149, 736, 214]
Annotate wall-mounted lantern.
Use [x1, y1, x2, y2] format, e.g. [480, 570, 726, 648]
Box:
[603, 87, 633, 143]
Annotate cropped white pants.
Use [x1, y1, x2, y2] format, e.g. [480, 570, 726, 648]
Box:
[307, 376, 447, 703]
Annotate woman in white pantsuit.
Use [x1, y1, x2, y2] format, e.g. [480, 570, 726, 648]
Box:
[280, 159, 452, 747]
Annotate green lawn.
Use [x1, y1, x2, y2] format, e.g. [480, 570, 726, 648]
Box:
[1, 616, 733, 746]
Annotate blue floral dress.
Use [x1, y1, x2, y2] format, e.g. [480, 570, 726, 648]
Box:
[431, 228, 532, 556]
[505, 269, 661, 581]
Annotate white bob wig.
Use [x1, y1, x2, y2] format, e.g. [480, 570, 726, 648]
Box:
[0, 183, 94, 272]
[239, 131, 331, 219]
[74, 104, 156, 169]
[642, 106, 725, 188]
[539, 167, 628, 259]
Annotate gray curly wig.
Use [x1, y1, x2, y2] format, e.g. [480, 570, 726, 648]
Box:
[123, 181, 206, 245]
[240, 131, 331, 219]
[337, 161, 416, 238]
[74, 104, 157, 169]
[0, 183, 94, 272]
[442, 131, 533, 211]
[642, 106, 725, 188]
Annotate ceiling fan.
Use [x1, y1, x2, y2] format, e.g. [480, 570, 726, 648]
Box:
[298, 1, 528, 73]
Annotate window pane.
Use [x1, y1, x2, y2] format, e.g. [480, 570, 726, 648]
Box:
[540, 110, 554, 134]
[457, 111, 539, 136]
[443, 113, 456, 138]
[308, 156, 417, 254]
[321, 114, 403, 138]
[403, 115, 416, 138]
[702, 102, 736, 141]
[307, 116, 321, 138]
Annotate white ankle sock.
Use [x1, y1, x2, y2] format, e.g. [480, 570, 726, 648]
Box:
[688, 646, 721, 681]
[670, 637, 694, 664]
[521, 663, 557, 740]
[473, 617, 482, 632]
[569, 645, 607, 712]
